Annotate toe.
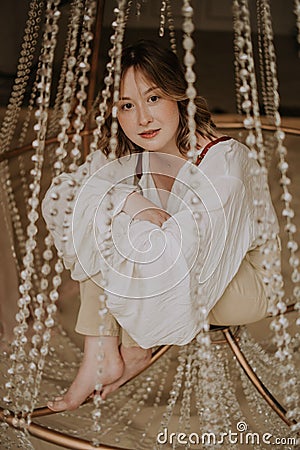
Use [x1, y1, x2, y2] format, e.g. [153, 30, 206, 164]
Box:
[101, 380, 122, 400]
[47, 397, 68, 412]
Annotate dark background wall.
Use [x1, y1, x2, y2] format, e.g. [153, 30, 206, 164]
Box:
[0, 0, 299, 115]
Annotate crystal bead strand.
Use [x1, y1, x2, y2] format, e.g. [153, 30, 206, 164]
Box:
[4, 0, 62, 424]
[45, 0, 86, 240]
[61, 0, 96, 172]
[257, 0, 300, 303]
[0, 2, 43, 280]
[239, 331, 299, 441]
[98, 373, 139, 432]
[182, 0, 197, 163]
[223, 352, 261, 450]
[27, 27, 97, 432]
[20, 157, 44, 298]
[232, 2, 256, 144]
[56, 0, 97, 257]
[232, 3, 243, 115]
[108, 1, 127, 162]
[166, 0, 177, 53]
[195, 338, 222, 438]
[232, 0, 265, 166]
[138, 355, 171, 447]
[99, 355, 170, 441]
[0, 158, 43, 292]
[0, 155, 29, 280]
[10, 2, 52, 305]
[0, 1, 43, 281]
[182, 0, 218, 434]
[7, 429, 35, 450]
[232, 2, 290, 436]
[42, 1, 85, 334]
[18, 154, 40, 261]
[68, 0, 97, 171]
[0, 0, 42, 154]
[0, 421, 14, 450]
[113, 378, 156, 446]
[181, 1, 219, 434]
[235, 358, 270, 437]
[0, 165, 26, 271]
[91, 3, 128, 443]
[135, 0, 145, 18]
[181, 0, 210, 334]
[85, 0, 133, 129]
[233, 3, 287, 403]
[99, 354, 168, 437]
[181, 3, 218, 432]
[41, 8, 97, 416]
[100, 379, 145, 438]
[21, 2, 65, 423]
[256, 0, 300, 430]
[240, 328, 297, 401]
[205, 345, 235, 445]
[294, 0, 300, 56]
[256, 0, 282, 169]
[157, 346, 189, 446]
[256, 0, 278, 120]
[0, 187, 20, 273]
[239, 361, 296, 440]
[232, 1, 280, 317]
[159, 1, 166, 37]
[177, 343, 194, 437]
[47, 0, 85, 140]
[215, 347, 246, 450]
[90, 1, 131, 153]
[21, 3, 63, 425]
[17, 61, 41, 149]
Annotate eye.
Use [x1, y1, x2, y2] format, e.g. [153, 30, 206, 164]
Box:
[121, 102, 133, 111]
[149, 95, 160, 103]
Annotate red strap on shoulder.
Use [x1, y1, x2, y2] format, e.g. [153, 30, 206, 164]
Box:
[195, 136, 231, 166]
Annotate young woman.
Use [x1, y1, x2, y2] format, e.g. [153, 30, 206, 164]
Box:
[42, 40, 280, 411]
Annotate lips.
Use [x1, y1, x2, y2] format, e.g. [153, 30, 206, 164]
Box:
[139, 129, 160, 139]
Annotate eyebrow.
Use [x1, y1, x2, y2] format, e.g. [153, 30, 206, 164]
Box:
[119, 86, 158, 101]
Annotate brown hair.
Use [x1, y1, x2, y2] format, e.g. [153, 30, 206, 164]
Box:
[99, 40, 216, 158]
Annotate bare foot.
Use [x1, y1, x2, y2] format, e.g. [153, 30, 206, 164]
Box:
[47, 335, 124, 411]
[101, 345, 152, 399]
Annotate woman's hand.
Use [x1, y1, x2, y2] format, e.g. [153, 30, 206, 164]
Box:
[122, 192, 171, 227]
[134, 207, 171, 227]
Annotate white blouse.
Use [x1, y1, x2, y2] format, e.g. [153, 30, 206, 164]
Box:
[42, 138, 279, 348]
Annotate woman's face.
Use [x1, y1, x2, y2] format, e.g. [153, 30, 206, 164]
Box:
[117, 67, 180, 155]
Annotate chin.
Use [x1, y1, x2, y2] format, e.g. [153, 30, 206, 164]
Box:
[138, 144, 160, 152]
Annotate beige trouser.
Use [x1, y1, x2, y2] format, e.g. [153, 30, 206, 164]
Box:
[75, 239, 281, 347]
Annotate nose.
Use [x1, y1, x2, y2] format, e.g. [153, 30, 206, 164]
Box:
[138, 104, 153, 126]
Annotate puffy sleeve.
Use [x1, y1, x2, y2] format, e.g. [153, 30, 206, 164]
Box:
[41, 151, 139, 281]
[189, 174, 250, 308]
[102, 209, 201, 348]
[101, 172, 250, 348]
